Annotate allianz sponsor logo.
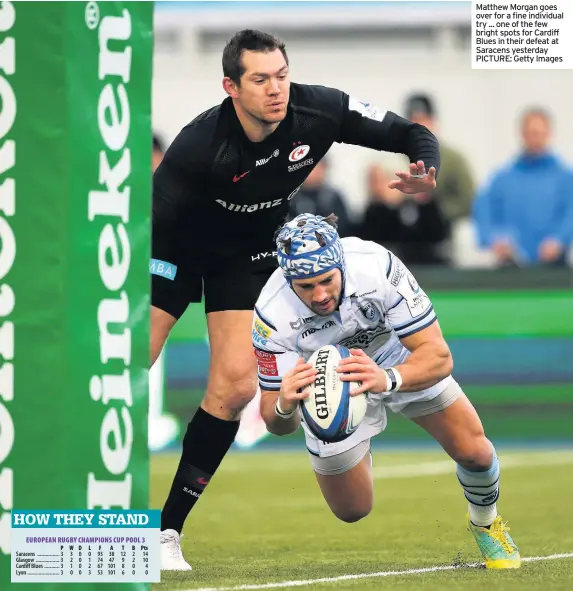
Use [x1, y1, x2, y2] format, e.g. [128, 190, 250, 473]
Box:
[0, 0, 15, 557]
[301, 320, 336, 339]
[256, 149, 279, 167]
[87, 7, 134, 511]
[216, 198, 283, 213]
[216, 183, 302, 213]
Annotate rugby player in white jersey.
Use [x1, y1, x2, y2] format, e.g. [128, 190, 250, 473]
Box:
[252, 213, 520, 569]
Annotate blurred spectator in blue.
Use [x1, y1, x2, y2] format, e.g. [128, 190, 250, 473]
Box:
[289, 158, 352, 237]
[405, 93, 475, 224]
[474, 108, 573, 266]
[153, 133, 165, 173]
[355, 163, 449, 265]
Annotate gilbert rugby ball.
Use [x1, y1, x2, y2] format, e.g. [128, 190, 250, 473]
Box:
[300, 344, 368, 443]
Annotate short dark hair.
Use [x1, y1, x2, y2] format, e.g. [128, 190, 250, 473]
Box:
[521, 107, 552, 127]
[222, 29, 288, 85]
[405, 93, 435, 120]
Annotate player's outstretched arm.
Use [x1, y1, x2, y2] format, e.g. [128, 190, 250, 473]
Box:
[338, 98, 440, 192]
[259, 359, 317, 436]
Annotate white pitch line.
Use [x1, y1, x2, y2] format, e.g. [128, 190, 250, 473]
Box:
[187, 553, 573, 591]
[372, 452, 573, 480]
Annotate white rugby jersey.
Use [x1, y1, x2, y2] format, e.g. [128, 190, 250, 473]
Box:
[253, 237, 454, 457]
[253, 237, 439, 392]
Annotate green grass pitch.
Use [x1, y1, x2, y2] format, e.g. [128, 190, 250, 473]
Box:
[151, 448, 573, 590]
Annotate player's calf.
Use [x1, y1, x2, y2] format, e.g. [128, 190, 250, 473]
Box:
[161, 408, 240, 533]
[455, 440, 498, 526]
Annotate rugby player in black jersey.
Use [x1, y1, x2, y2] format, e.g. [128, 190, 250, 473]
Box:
[153, 29, 439, 570]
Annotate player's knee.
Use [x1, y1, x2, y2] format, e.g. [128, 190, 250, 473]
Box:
[453, 435, 493, 471]
[330, 496, 373, 523]
[205, 374, 258, 419]
[333, 503, 372, 523]
[227, 378, 258, 412]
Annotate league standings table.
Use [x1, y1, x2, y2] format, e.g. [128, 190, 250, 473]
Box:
[11, 510, 160, 583]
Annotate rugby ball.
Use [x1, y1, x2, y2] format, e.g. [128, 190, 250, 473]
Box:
[300, 345, 367, 443]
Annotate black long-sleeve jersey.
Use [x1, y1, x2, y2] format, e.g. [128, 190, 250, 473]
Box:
[153, 83, 440, 270]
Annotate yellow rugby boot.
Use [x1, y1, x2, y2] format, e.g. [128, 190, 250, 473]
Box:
[468, 514, 521, 569]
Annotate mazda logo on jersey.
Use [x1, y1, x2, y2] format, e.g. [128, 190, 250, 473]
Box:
[301, 320, 336, 339]
[289, 144, 310, 162]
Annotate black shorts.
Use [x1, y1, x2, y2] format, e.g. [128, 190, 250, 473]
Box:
[151, 251, 278, 318]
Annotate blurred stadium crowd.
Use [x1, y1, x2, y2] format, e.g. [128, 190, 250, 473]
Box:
[288, 97, 573, 268]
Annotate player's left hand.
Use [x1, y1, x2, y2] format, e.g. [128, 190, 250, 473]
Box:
[388, 160, 436, 194]
[336, 349, 390, 396]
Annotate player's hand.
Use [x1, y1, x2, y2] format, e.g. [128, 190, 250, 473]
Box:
[278, 358, 317, 413]
[388, 160, 436, 194]
[336, 349, 389, 396]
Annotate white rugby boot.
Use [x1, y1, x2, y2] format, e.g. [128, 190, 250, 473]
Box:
[160, 529, 193, 571]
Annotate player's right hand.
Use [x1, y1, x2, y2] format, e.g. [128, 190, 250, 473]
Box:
[278, 358, 317, 414]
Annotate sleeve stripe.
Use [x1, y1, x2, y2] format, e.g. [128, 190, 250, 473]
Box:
[254, 345, 284, 355]
[393, 304, 434, 331]
[373, 348, 393, 367]
[259, 382, 281, 392]
[395, 310, 436, 337]
[385, 252, 393, 279]
[254, 306, 277, 331]
[398, 316, 437, 339]
[258, 374, 282, 383]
